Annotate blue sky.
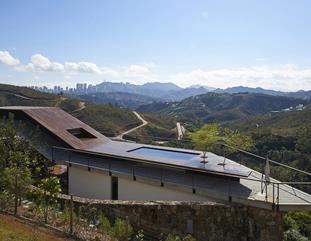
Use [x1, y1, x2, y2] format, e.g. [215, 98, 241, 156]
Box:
[1, 0, 311, 90]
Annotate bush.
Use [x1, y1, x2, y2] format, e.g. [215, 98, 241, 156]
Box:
[98, 213, 112, 235]
[284, 229, 308, 241]
[135, 230, 144, 241]
[165, 234, 196, 241]
[111, 218, 133, 241]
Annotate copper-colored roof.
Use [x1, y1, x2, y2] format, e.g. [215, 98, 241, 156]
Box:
[0, 106, 110, 149]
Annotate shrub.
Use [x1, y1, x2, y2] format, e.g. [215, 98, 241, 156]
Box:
[165, 234, 196, 241]
[98, 213, 112, 235]
[111, 218, 133, 241]
[135, 230, 144, 241]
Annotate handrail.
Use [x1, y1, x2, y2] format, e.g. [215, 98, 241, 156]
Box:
[215, 142, 311, 177]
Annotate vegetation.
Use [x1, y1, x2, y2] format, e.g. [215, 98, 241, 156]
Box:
[32, 177, 62, 224]
[164, 234, 196, 241]
[190, 123, 254, 161]
[138, 92, 310, 127]
[125, 112, 177, 143]
[284, 212, 311, 241]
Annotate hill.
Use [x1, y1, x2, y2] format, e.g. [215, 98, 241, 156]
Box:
[229, 104, 311, 136]
[137, 92, 310, 128]
[214, 86, 311, 99]
[0, 84, 141, 136]
[0, 83, 177, 140]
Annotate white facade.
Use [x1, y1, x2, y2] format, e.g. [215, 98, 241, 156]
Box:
[68, 165, 210, 201]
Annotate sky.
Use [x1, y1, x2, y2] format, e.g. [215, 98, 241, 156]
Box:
[0, 0, 311, 91]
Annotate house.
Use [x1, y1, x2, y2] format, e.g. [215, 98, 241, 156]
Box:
[0, 106, 311, 211]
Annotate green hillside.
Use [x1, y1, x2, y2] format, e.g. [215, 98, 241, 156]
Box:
[138, 92, 310, 128]
[229, 105, 311, 136]
[0, 84, 140, 136]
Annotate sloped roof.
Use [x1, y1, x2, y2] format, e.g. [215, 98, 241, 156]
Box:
[0, 106, 110, 149]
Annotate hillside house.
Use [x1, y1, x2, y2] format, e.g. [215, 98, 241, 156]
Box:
[0, 106, 311, 211]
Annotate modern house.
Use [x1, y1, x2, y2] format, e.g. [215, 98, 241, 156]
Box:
[0, 106, 311, 211]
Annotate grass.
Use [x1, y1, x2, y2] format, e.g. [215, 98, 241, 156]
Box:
[0, 214, 74, 241]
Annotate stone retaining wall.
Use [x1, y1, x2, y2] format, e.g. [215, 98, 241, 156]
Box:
[62, 195, 283, 241]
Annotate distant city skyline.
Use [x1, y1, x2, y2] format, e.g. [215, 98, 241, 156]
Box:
[1, 0, 311, 91]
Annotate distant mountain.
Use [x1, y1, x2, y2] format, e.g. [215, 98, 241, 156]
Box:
[189, 85, 216, 91]
[214, 86, 311, 99]
[87, 81, 210, 102]
[137, 92, 311, 127]
[92, 82, 311, 102]
[75, 92, 158, 110]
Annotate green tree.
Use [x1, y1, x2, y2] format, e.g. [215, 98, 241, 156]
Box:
[2, 166, 32, 214]
[33, 176, 62, 224]
[0, 114, 35, 214]
[190, 123, 254, 163]
[295, 126, 311, 155]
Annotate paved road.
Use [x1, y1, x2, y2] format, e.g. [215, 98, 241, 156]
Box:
[176, 122, 185, 140]
[114, 111, 148, 140]
[71, 101, 86, 113]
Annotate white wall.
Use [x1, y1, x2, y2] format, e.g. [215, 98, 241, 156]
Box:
[118, 177, 209, 201]
[69, 165, 211, 201]
[69, 166, 111, 199]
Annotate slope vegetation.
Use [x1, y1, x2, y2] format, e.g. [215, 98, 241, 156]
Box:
[138, 92, 310, 127]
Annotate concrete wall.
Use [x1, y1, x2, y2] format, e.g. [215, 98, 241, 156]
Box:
[68, 165, 210, 201]
[118, 177, 209, 201]
[69, 166, 111, 199]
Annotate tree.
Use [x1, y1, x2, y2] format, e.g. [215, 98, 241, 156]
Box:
[33, 176, 62, 224]
[0, 114, 35, 214]
[190, 123, 254, 163]
[2, 165, 32, 214]
[295, 126, 311, 155]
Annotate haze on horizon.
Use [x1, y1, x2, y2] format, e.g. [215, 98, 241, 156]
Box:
[0, 0, 311, 91]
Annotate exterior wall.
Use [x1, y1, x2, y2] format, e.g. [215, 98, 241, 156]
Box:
[69, 166, 111, 199]
[69, 165, 211, 201]
[118, 177, 209, 201]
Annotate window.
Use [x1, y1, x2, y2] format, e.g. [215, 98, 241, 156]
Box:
[67, 128, 96, 139]
[111, 176, 118, 200]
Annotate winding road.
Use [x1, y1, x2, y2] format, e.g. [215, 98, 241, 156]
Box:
[114, 111, 148, 141]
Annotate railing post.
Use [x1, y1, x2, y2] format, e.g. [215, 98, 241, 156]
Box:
[277, 183, 280, 211]
[265, 181, 268, 201]
[70, 195, 73, 235]
[161, 169, 164, 187]
[272, 183, 275, 210]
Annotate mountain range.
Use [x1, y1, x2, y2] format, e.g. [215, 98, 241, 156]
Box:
[73, 82, 311, 110]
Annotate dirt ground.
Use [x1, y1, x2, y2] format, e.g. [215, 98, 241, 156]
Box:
[0, 213, 77, 241]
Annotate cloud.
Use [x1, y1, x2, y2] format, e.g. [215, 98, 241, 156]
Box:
[0, 51, 20, 66]
[169, 65, 311, 90]
[3, 50, 311, 90]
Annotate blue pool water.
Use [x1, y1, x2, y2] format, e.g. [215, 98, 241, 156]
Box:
[129, 147, 199, 161]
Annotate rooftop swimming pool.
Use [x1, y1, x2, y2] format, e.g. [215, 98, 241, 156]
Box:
[128, 147, 200, 161]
